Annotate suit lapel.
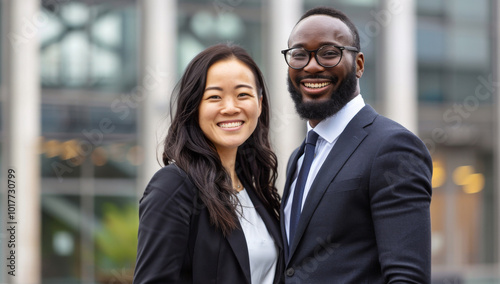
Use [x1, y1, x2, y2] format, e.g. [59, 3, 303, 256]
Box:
[287, 105, 378, 259]
[282, 143, 305, 206]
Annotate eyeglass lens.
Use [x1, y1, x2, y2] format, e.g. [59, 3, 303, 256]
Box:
[286, 46, 342, 69]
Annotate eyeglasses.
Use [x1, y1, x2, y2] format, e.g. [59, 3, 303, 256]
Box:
[281, 45, 359, 69]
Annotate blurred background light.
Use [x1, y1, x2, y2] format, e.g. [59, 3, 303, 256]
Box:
[60, 1, 89, 28]
[91, 146, 108, 166]
[44, 139, 61, 158]
[215, 13, 244, 39]
[462, 173, 485, 194]
[191, 11, 215, 38]
[52, 231, 74, 257]
[432, 160, 446, 188]
[453, 165, 474, 186]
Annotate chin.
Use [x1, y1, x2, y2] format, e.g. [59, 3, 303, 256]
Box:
[287, 68, 358, 121]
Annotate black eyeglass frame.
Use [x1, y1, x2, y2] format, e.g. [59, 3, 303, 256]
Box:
[281, 45, 359, 70]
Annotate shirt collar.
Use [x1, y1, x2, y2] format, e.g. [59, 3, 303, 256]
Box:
[307, 94, 366, 143]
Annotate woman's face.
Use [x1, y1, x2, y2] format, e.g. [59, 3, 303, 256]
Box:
[198, 58, 262, 153]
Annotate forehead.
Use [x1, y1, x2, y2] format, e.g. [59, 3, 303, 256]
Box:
[206, 59, 256, 85]
[288, 15, 353, 48]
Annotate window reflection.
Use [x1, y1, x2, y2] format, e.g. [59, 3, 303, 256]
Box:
[40, 2, 133, 90]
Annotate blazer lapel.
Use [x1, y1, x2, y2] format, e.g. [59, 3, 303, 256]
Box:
[244, 181, 282, 251]
[226, 217, 252, 283]
[288, 105, 378, 259]
[244, 184, 284, 284]
[226, 177, 284, 284]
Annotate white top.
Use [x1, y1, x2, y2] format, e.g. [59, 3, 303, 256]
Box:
[284, 95, 366, 243]
[236, 188, 278, 284]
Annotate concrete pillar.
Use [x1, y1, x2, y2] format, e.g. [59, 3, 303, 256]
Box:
[380, 0, 417, 133]
[267, 0, 304, 193]
[494, 0, 500, 276]
[1, 0, 41, 283]
[137, 0, 177, 193]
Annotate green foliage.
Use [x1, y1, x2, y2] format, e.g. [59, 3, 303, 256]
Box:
[95, 203, 138, 269]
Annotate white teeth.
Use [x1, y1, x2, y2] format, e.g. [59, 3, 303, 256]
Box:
[304, 82, 331, 88]
[218, 121, 243, 128]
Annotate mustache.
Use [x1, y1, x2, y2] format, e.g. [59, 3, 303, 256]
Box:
[295, 75, 339, 86]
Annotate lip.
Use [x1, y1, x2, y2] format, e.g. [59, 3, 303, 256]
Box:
[217, 120, 244, 130]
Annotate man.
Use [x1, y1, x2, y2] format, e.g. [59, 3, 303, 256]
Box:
[280, 6, 432, 283]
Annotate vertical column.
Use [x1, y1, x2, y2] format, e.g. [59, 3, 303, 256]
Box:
[1, 0, 41, 283]
[137, 0, 177, 193]
[267, 0, 303, 192]
[494, 0, 500, 276]
[380, 0, 417, 133]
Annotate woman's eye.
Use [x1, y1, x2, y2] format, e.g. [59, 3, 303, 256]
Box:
[207, 95, 221, 100]
[238, 93, 251, 97]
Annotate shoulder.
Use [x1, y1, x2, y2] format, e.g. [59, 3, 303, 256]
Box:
[141, 164, 197, 205]
[148, 163, 192, 188]
[352, 107, 432, 172]
[360, 106, 426, 146]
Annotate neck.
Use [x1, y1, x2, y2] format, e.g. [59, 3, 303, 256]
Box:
[217, 147, 241, 191]
[309, 119, 320, 128]
[308, 93, 360, 128]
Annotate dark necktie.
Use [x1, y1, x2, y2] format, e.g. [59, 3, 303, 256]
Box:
[289, 130, 319, 244]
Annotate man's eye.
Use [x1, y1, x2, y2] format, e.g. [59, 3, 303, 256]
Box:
[321, 50, 340, 58]
[291, 51, 307, 59]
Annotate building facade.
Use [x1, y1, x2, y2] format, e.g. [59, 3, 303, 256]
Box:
[0, 0, 499, 283]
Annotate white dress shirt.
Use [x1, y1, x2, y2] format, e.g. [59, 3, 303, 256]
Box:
[284, 95, 366, 243]
[236, 188, 278, 284]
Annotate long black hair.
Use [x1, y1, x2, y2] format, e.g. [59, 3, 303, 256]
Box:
[163, 43, 280, 236]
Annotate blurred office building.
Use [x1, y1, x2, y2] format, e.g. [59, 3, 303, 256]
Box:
[0, 0, 499, 283]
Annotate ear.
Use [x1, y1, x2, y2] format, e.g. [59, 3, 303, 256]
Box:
[258, 95, 263, 116]
[355, 52, 365, 78]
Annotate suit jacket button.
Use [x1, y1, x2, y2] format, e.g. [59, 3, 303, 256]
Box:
[286, 268, 295, 277]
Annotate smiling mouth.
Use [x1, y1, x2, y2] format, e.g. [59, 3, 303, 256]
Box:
[303, 82, 331, 89]
[218, 121, 243, 128]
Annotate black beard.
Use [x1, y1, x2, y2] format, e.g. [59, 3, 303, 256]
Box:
[287, 64, 358, 121]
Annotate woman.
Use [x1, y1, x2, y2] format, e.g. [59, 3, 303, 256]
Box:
[134, 44, 283, 284]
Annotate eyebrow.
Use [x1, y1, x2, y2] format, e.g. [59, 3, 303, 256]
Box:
[290, 41, 340, 49]
[204, 84, 254, 91]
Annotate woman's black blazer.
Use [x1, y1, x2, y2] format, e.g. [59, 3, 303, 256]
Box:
[134, 164, 284, 284]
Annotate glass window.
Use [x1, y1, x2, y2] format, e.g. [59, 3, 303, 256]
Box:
[417, 0, 492, 104]
[178, 0, 264, 76]
[449, 0, 489, 24]
[39, 3, 139, 282]
[40, 2, 137, 92]
[417, 0, 445, 15]
[418, 0, 497, 281]
[417, 20, 446, 65]
[0, 1, 2, 86]
[418, 68, 443, 102]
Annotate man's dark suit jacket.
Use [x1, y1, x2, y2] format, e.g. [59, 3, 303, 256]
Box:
[281, 105, 432, 283]
[134, 164, 284, 284]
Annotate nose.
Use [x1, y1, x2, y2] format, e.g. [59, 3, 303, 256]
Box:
[220, 97, 240, 115]
[303, 53, 325, 73]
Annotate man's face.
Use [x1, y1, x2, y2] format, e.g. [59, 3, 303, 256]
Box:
[287, 15, 364, 125]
